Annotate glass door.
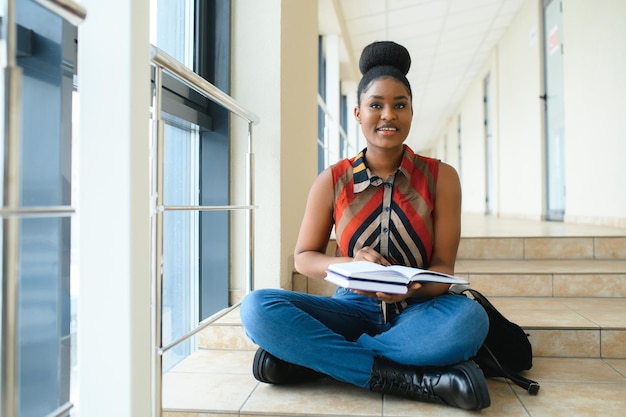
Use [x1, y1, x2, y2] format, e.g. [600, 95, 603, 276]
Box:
[543, 0, 566, 221]
[484, 74, 494, 215]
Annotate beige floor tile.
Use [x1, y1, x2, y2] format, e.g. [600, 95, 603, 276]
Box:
[575, 308, 626, 328]
[213, 307, 242, 325]
[504, 309, 598, 329]
[241, 378, 382, 416]
[488, 296, 567, 311]
[198, 324, 257, 350]
[519, 382, 626, 417]
[468, 274, 553, 296]
[595, 237, 626, 259]
[169, 349, 255, 375]
[604, 359, 626, 378]
[383, 379, 525, 417]
[554, 274, 626, 297]
[524, 237, 594, 259]
[456, 259, 626, 274]
[164, 413, 237, 417]
[460, 214, 626, 238]
[602, 330, 626, 358]
[559, 297, 626, 309]
[457, 238, 524, 260]
[529, 357, 625, 383]
[528, 329, 600, 357]
[162, 372, 258, 413]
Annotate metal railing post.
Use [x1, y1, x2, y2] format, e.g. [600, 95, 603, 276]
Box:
[151, 64, 165, 417]
[1, 1, 21, 415]
[246, 121, 255, 293]
[149, 45, 259, 417]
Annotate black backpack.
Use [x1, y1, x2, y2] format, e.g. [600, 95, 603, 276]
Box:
[451, 286, 540, 395]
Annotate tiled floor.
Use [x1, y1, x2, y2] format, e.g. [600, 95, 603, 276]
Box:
[163, 215, 626, 416]
[460, 213, 626, 238]
[163, 350, 626, 417]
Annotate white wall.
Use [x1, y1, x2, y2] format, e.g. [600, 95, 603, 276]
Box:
[562, 0, 626, 227]
[456, 73, 488, 214]
[433, 0, 545, 220]
[231, 0, 319, 291]
[78, 0, 152, 415]
[433, 0, 626, 226]
[495, 0, 544, 219]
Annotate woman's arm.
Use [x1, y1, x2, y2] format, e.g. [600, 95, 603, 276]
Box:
[293, 168, 351, 279]
[294, 168, 398, 279]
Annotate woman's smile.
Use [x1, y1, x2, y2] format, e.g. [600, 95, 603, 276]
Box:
[377, 123, 399, 136]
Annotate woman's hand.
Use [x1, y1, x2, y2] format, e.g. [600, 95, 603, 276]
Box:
[353, 246, 391, 266]
[351, 247, 423, 301]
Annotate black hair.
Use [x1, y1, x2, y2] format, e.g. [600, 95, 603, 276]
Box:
[357, 41, 412, 104]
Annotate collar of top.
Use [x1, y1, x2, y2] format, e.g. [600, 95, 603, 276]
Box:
[352, 144, 413, 194]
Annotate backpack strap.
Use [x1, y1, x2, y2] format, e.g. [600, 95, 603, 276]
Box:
[482, 345, 540, 395]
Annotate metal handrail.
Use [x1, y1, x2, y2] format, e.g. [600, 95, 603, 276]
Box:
[43, 401, 73, 417]
[150, 45, 258, 417]
[159, 204, 256, 212]
[150, 46, 259, 125]
[158, 302, 241, 355]
[33, 0, 86, 26]
[0, 206, 75, 218]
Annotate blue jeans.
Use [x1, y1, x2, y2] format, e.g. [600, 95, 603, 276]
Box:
[240, 287, 489, 388]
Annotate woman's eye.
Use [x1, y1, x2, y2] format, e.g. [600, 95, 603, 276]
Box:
[395, 103, 407, 109]
[369, 103, 382, 109]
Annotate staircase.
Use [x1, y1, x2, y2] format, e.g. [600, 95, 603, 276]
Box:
[162, 215, 626, 417]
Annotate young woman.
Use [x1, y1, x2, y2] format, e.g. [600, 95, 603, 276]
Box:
[240, 41, 491, 410]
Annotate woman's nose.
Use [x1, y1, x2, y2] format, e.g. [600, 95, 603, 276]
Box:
[381, 106, 396, 120]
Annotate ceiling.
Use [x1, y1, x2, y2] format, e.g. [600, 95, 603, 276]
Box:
[319, 0, 526, 151]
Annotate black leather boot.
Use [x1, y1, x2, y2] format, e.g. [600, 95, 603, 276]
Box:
[252, 348, 324, 384]
[368, 356, 490, 410]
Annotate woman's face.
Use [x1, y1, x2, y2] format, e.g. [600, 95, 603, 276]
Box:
[355, 77, 413, 150]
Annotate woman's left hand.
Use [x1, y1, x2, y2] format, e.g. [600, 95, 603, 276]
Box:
[352, 282, 423, 303]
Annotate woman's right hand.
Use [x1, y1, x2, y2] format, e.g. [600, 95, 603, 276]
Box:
[353, 246, 391, 266]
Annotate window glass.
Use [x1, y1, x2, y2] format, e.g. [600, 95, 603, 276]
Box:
[9, 2, 76, 415]
[151, 0, 199, 370]
[317, 36, 358, 171]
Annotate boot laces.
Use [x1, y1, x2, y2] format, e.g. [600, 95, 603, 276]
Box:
[375, 370, 438, 401]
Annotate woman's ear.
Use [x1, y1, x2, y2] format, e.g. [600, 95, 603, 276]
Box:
[354, 106, 361, 123]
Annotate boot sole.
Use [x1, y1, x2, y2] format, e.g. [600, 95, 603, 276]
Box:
[252, 348, 271, 383]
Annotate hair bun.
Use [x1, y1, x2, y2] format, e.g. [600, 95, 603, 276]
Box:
[358, 41, 411, 76]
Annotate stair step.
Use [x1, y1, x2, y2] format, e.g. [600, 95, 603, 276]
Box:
[197, 307, 257, 351]
[458, 236, 626, 260]
[197, 298, 626, 360]
[455, 259, 626, 297]
[489, 297, 626, 359]
[165, 216, 626, 416]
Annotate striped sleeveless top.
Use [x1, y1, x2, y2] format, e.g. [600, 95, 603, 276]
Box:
[331, 145, 439, 269]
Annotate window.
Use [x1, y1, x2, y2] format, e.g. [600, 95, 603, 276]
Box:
[150, 0, 231, 370]
[1, 2, 78, 416]
[317, 35, 359, 171]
